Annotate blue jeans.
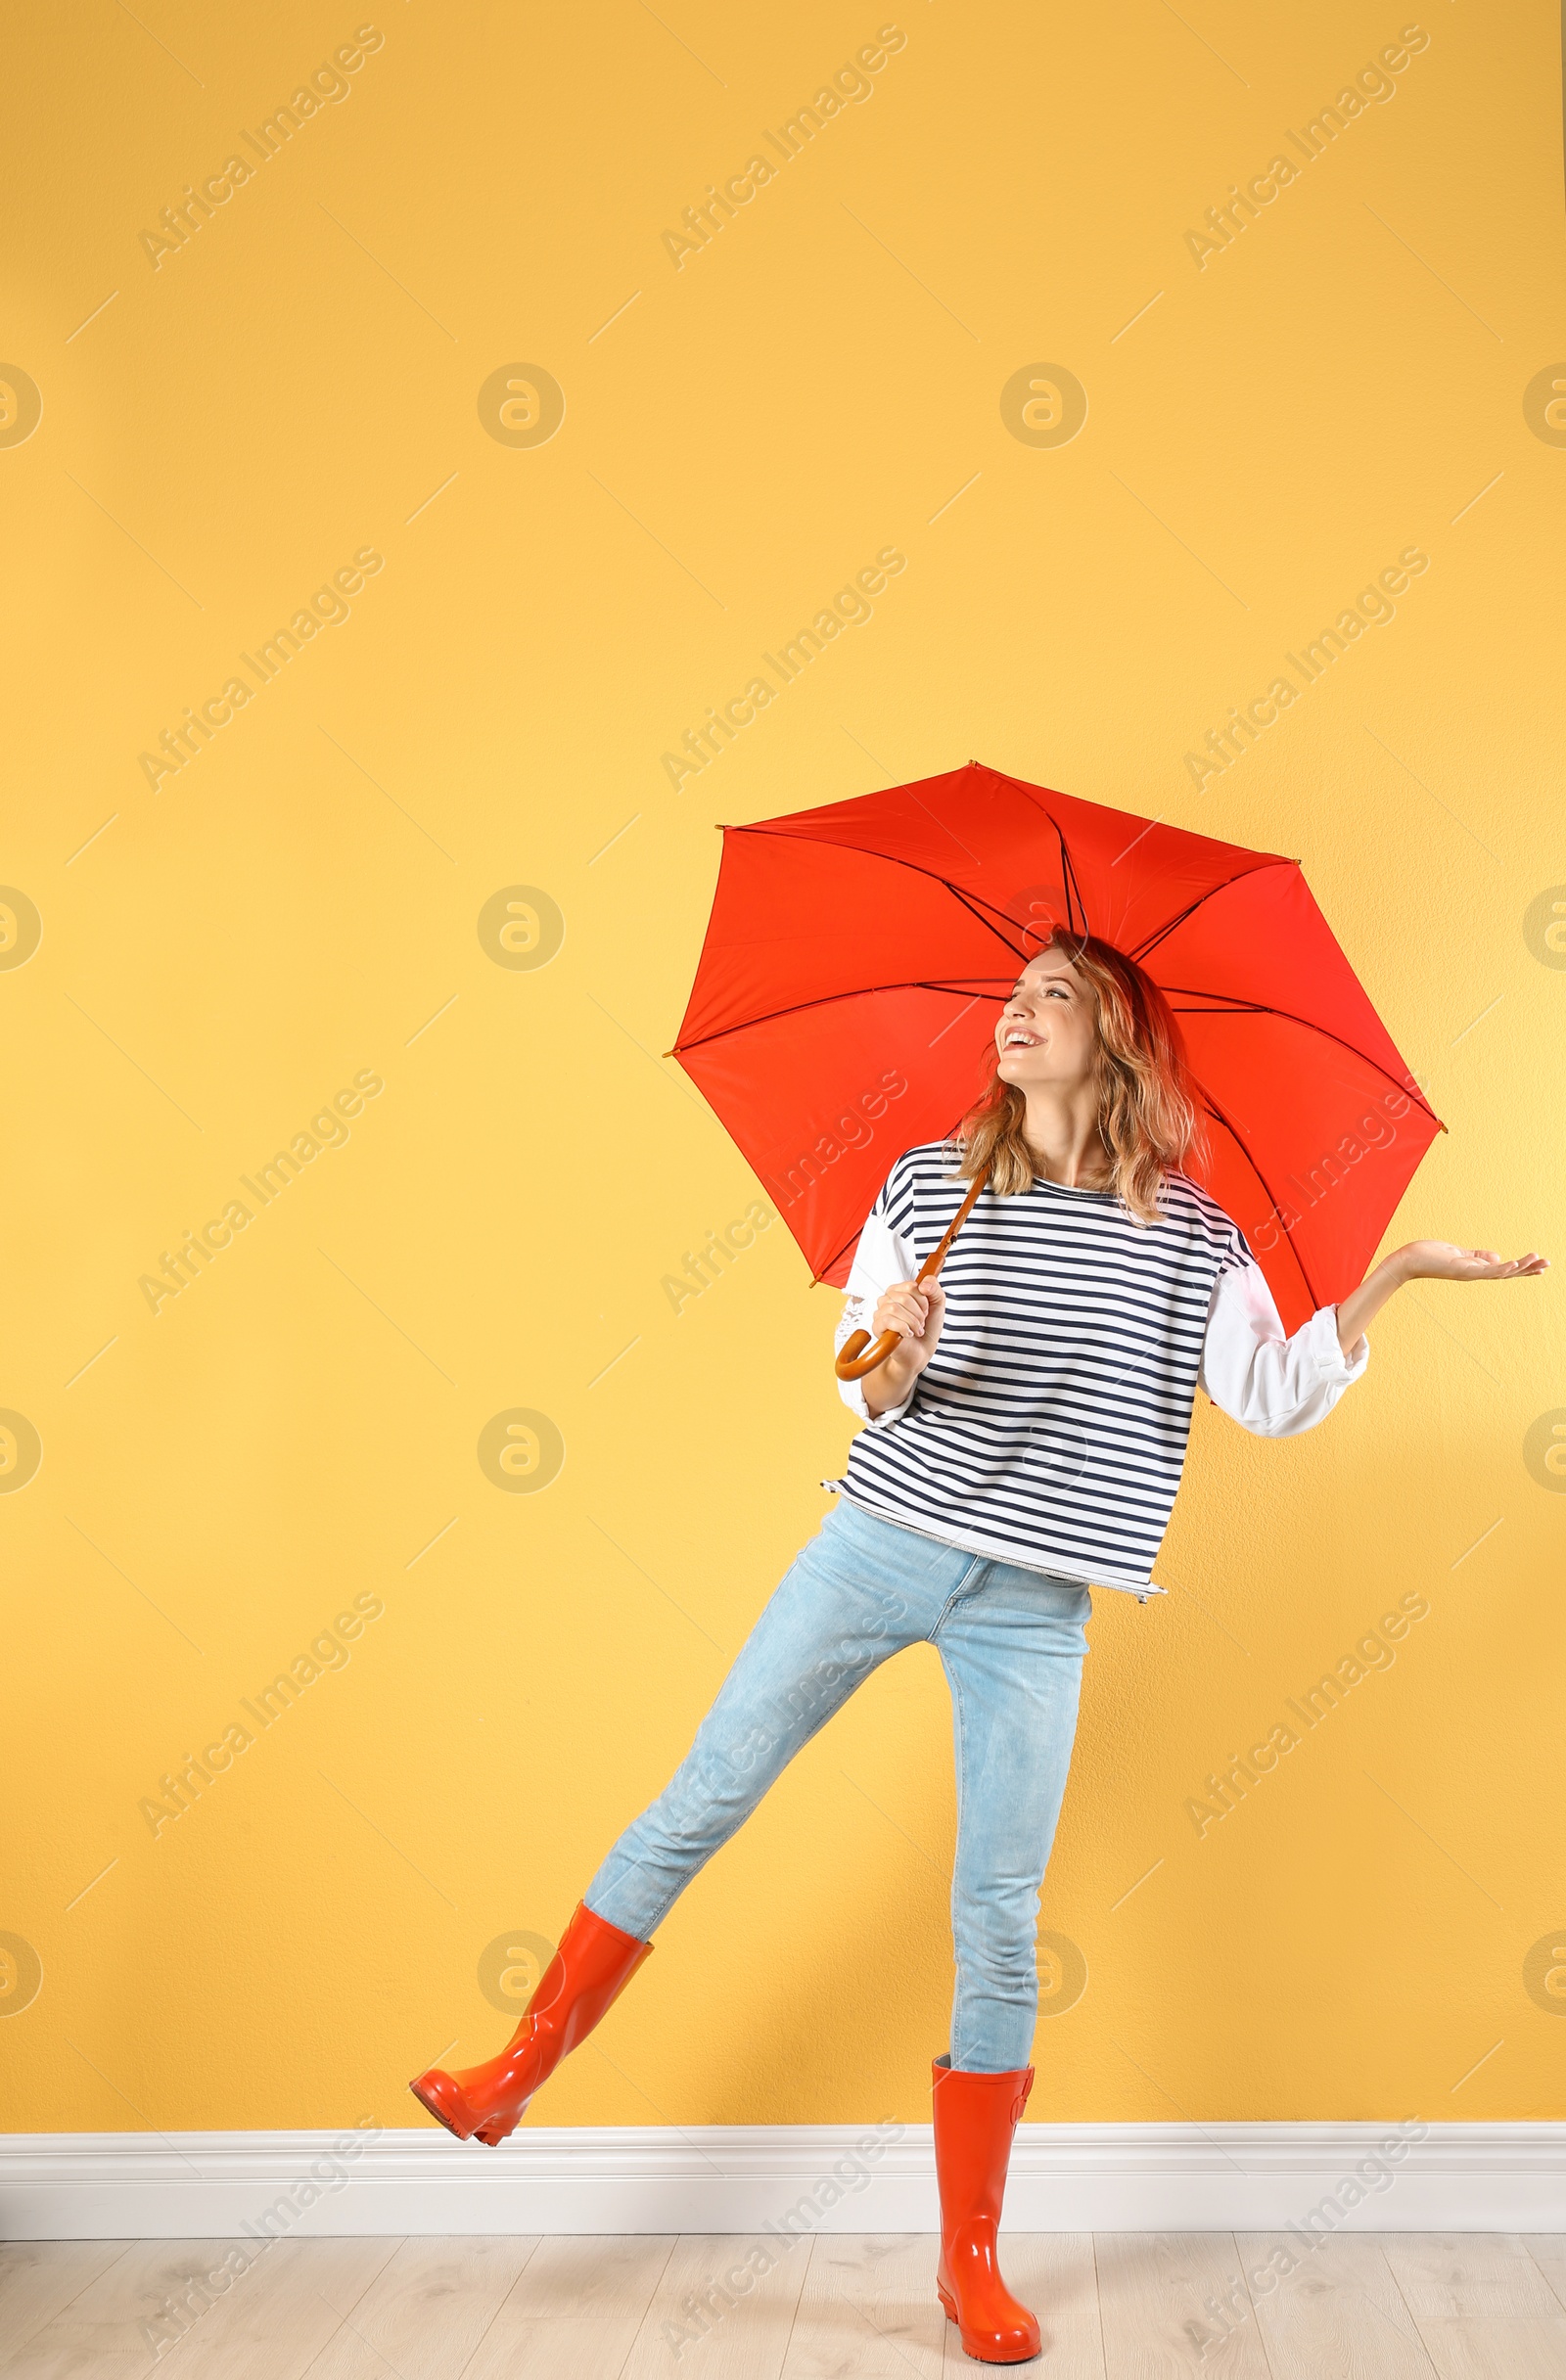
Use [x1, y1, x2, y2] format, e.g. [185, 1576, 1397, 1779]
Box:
[585, 1500, 1091, 2073]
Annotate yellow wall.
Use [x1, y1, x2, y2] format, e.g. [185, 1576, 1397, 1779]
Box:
[2, 0, 1563, 2135]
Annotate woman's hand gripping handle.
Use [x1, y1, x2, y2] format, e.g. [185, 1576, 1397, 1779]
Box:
[834, 1168, 988, 1407]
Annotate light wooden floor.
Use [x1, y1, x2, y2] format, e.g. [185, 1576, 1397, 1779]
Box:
[3, 2230, 1566, 2377]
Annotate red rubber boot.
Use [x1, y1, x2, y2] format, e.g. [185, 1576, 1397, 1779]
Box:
[932, 2057, 1040, 2363]
[410, 1902, 653, 2147]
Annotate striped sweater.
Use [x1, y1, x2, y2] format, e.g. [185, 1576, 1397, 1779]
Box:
[832, 1142, 1367, 1597]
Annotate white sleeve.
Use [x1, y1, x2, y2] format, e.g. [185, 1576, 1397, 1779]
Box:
[835, 1208, 920, 1427]
[1198, 1256, 1368, 1437]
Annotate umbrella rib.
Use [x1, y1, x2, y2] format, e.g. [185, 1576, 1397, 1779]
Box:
[959, 762, 1089, 935]
[718, 816, 1099, 973]
[813, 1223, 871, 1288]
[1198, 1094, 1323, 1313]
[940, 883, 1036, 958]
[981, 768, 1083, 933]
[673, 978, 1011, 1055]
[984, 764, 1296, 947]
[977, 761, 1159, 937]
[1126, 859, 1296, 963]
[1164, 990, 1439, 1125]
[718, 821, 1049, 964]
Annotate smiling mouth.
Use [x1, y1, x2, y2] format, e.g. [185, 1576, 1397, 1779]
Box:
[1001, 1030, 1039, 1048]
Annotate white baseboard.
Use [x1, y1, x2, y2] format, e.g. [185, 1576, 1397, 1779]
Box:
[4, 2123, 1566, 2240]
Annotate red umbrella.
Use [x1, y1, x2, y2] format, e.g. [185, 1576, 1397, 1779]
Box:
[671, 761, 1443, 1334]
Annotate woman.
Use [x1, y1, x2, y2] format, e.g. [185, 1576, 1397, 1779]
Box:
[411, 930, 1543, 2365]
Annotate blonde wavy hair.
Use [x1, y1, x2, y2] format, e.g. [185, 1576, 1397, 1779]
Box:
[957, 929, 1207, 1225]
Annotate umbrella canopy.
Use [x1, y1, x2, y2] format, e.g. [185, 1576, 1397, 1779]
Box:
[671, 761, 1442, 1332]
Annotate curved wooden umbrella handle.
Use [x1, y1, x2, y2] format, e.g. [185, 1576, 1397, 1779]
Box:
[832, 1166, 990, 1383]
[835, 1325, 900, 1381]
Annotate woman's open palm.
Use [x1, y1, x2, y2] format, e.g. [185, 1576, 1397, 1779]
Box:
[1399, 1240, 1548, 1283]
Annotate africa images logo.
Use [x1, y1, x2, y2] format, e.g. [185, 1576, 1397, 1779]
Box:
[137, 1071, 385, 1313]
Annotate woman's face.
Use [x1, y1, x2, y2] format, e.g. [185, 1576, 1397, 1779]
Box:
[994, 951, 1099, 1094]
